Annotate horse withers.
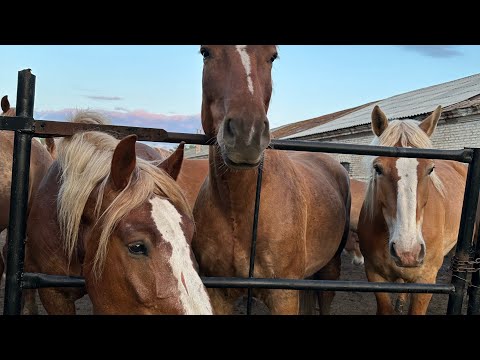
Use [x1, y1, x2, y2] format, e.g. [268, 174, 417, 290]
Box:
[357, 105, 467, 315]
[192, 45, 351, 315]
[24, 111, 212, 314]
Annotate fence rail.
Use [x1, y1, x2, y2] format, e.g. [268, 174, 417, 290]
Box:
[2, 69, 480, 315]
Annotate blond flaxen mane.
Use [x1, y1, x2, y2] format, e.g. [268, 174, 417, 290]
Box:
[56, 111, 191, 276]
[363, 119, 446, 219]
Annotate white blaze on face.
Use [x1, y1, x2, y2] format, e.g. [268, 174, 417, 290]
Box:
[236, 45, 254, 95]
[386, 158, 424, 252]
[149, 197, 213, 315]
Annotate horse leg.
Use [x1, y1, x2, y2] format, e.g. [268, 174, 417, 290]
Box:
[38, 288, 78, 315]
[408, 293, 433, 315]
[314, 252, 341, 315]
[408, 274, 437, 315]
[263, 289, 300, 315]
[365, 266, 395, 315]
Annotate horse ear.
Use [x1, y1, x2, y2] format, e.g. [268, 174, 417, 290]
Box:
[1, 95, 10, 113]
[110, 134, 138, 191]
[158, 142, 185, 181]
[419, 106, 442, 137]
[45, 138, 56, 159]
[371, 105, 389, 137]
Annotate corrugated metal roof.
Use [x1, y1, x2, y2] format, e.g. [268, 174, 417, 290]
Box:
[284, 73, 480, 139]
[271, 102, 375, 139]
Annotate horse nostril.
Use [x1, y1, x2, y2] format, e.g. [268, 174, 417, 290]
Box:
[389, 242, 399, 260]
[418, 243, 426, 263]
[225, 118, 235, 138]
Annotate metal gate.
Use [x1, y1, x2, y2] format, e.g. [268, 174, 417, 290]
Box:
[2, 69, 480, 315]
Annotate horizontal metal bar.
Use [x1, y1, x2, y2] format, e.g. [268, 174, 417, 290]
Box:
[270, 139, 473, 163]
[22, 272, 454, 294]
[0, 116, 34, 131]
[0, 117, 472, 161]
[22, 273, 85, 289]
[202, 277, 455, 294]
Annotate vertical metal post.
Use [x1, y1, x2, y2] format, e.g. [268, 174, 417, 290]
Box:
[447, 148, 480, 315]
[3, 69, 35, 315]
[467, 221, 480, 314]
[246, 160, 264, 315]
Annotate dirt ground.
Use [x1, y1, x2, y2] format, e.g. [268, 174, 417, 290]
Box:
[0, 231, 464, 315]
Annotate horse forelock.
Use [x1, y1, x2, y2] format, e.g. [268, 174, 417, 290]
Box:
[363, 119, 445, 219]
[57, 110, 191, 277]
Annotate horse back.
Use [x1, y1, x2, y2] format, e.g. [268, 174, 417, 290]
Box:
[286, 151, 350, 203]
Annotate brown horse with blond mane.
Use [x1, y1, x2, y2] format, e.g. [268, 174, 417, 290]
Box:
[358, 105, 467, 315]
[0, 96, 53, 284]
[191, 45, 351, 315]
[24, 111, 212, 314]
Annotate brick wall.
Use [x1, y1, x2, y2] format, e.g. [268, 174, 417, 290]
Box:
[311, 114, 480, 180]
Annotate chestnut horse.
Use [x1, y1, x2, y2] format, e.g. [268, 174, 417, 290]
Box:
[358, 105, 467, 315]
[24, 111, 212, 314]
[192, 45, 351, 315]
[0, 96, 53, 283]
[344, 179, 367, 266]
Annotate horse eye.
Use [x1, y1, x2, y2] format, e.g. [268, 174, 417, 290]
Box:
[428, 166, 435, 175]
[200, 47, 210, 60]
[373, 164, 383, 175]
[128, 242, 148, 256]
[269, 52, 278, 63]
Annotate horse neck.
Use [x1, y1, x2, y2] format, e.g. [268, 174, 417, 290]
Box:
[207, 145, 260, 206]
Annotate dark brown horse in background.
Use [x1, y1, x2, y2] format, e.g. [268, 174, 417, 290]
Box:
[0, 96, 53, 285]
[191, 45, 351, 314]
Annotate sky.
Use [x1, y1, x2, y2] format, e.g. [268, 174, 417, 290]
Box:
[1, 45, 479, 137]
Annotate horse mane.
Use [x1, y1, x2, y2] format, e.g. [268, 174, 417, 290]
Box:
[363, 119, 446, 219]
[56, 110, 192, 276]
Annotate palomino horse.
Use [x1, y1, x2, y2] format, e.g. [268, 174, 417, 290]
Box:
[344, 179, 367, 266]
[24, 111, 212, 314]
[358, 105, 467, 315]
[192, 45, 351, 315]
[0, 96, 53, 282]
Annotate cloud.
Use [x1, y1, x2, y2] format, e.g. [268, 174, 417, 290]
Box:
[399, 45, 463, 58]
[84, 95, 124, 101]
[114, 106, 129, 112]
[34, 108, 202, 134]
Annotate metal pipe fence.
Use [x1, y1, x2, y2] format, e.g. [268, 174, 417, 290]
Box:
[2, 69, 479, 315]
